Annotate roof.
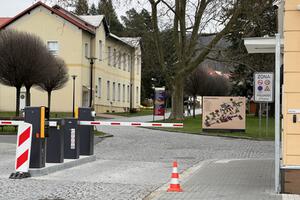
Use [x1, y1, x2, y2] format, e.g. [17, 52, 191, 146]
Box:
[243, 37, 284, 53]
[109, 33, 135, 48]
[0, 1, 137, 48]
[0, 1, 95, 34]
[79, 15, 104, 27]
[0, 18, 11, 26]
[120, 37, 141, 48]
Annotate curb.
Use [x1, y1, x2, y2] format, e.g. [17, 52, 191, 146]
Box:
[143, 159, 216, 200]
[29, 155, 96, 177]
[97, 133, 114, 138]
[145, 127, 273, 141]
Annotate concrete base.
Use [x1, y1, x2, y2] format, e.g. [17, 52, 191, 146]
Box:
[29, 155, 96, 177]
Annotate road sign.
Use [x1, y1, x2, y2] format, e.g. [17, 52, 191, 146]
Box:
[254, 72, 274, 102]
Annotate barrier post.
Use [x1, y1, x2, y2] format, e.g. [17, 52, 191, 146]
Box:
[0, 121, 33, 179]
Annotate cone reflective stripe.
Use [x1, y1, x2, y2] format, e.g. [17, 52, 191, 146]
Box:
[167, 161, 183, 192]
[15, 122, 32, 173]
[79, 121, 183, 128]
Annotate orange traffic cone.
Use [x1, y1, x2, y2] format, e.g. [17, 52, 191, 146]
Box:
[167, 161, 183, 192]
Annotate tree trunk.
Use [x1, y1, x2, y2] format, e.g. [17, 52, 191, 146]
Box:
[170, 77, 184, 120]
[15, 87, 21, 116]
[47, 91, 52, 114]
[193, 95, 196, 118]
[25, 86, 31, 106]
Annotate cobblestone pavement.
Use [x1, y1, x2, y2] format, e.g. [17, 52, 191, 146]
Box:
[152, 159, 281, 200]
[0, 115, 276, 200]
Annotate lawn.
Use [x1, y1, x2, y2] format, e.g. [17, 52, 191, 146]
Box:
[157, 115, 275, 140]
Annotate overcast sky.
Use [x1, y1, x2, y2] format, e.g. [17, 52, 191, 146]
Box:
[0, 0, 148, 19]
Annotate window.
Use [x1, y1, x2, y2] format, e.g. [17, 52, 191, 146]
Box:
[113, 48, 117, 67]
[128, 54, 131, 72]
[113, 82, 116, 101]
[97, 78, 101, 98]
[108, 46, 111, 65]
[85, 43, 89, 57]
[127, 85, 130, 102]
[122, 84, 125, 102]
[123, 53, 127, 71]
[137, 56, 140, 75]
[99, 40, 102, 60]
[118, 51, 121, 69]
[47, 41, 59, 55]
[136, 87, 139, 103]
[118, 83, 121, 101]
[107, 81, 110, 100]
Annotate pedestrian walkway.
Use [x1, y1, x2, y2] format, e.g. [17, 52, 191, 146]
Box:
[150, 159, 300, 200]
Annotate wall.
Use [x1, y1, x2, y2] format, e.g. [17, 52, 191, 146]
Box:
[283, 0, 300, 165]
[0, 5, 84, 112]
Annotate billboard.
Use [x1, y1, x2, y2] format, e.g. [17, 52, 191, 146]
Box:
[154, 87, 166, 116]
[202, 96, 246, 131]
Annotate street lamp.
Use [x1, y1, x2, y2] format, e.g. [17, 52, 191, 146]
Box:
[86, 56, 97, 108]
[151, 78, 157, 121]
[71, 75, 77, 117]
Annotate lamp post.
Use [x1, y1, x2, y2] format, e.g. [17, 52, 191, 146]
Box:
[86, 57, 97, 108]
[71, 75, 77, 117]
[151, 78, 157, 121]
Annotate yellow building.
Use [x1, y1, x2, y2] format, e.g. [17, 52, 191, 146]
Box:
[0, 2, 141, 113]
[244, 0, 300, 194]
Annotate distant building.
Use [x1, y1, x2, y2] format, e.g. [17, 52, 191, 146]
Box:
[0, 2, 141, 113]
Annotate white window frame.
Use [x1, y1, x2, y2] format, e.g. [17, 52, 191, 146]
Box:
[118, 83, 121, 101]
[98, 77, 101, 98]
[137, 56, 140, 75]
[123, 53, 127, 71]
[128, 54, 131, 72]
[47, 41, 59, 56]
[136, 86, 139, 103]
[113, 82, 116, 101]
[118, 51, 121, 69]
[122, 84, 125, 102]
[108, 46, 111, 65]
[85, 43, 89, 57]
[107, 81, 110, 100]
[127, 85, 130, 102]
[99, 40, 102, 61]
[113, 48, 117, 67]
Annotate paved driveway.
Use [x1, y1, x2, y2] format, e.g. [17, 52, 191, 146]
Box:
[0, 113, 277, 200]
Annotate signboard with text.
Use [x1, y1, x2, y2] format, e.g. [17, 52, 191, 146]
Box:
[154, 88, 166, 116]
[254, 72, 274, 102]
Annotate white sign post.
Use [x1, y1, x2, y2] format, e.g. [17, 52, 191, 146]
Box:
[254, 72, 274, 137]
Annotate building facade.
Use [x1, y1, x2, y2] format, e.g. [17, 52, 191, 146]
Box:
[0, 2, 141, 113]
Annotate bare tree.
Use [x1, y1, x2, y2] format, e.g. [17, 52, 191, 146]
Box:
[21, 33, 55, 106]
[0, 29, 55, 115]
[148, 0, 243, 119]
[37, 57, 69, 113]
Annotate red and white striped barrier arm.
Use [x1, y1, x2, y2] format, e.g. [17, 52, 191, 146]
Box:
[0, 120, 24, 126]
[79, 121, 183, 128]
[15, 122, 32, 173]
